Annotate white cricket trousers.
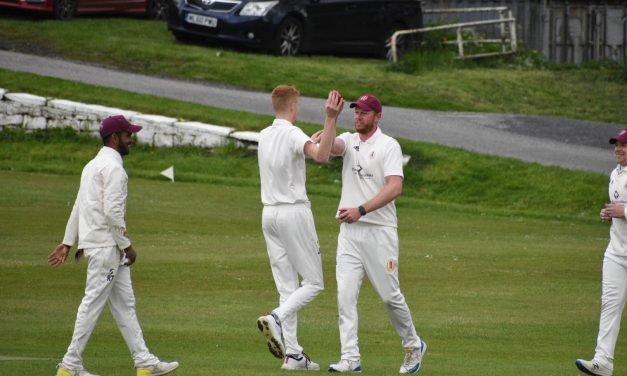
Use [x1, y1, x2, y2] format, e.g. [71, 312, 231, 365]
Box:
[595, 253, 627, 365]
[336, 222, 420, 361]
[262, 203, 324, 355]
[61, 246, 159, 370]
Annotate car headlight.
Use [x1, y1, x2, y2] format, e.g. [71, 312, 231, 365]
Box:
[240, 1, 278, 17]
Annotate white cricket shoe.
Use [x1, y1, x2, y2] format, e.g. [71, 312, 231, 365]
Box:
[281, 352, 321, 371]
[257, 312, 285, 359]
[400, 340, 427, 374]
[136, 361, 179, 376]
[328, 359, 362, 373]
[56, 365, 100, 376]
[576, 358, 612, 376]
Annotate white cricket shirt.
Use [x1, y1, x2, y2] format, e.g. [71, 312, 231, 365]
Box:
[258, 118, 313, 206]
[608, 164, 627, 259]
[336, 127, 404, 227]
[63, 146, 132, 250]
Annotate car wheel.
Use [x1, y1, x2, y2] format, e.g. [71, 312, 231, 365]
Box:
[383, 24, 409, 61]
[53, 0, 77, 20]
[273, 18, 303, 56]
[147, 0, 168, 20]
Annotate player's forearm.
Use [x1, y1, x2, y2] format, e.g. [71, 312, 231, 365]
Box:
[361, 178, 402, 214]
[62, 200, 79, 247]
[312, 115, 338, 163]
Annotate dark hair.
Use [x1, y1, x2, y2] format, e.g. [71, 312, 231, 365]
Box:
[102, 133, 114, 146]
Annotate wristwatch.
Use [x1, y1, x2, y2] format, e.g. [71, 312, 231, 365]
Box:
[358, 205, 367, 216]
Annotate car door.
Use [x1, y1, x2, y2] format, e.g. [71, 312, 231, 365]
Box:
[341, 0, 384, 47]
[78, 0, 145, 12]
[302, 0, 349, 48]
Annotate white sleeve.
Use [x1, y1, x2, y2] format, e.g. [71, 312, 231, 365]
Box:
[61, 196, 79, 247]
[289, 127, 313, 157]
[383, 139, 404, 178]
[103, 165, 132, 250]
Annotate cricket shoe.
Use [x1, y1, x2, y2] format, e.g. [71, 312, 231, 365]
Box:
[257, 312, 285, 359]
[55, 365, 100, 376]
[576, 358, 612, 376]
[328, 359, 362, 373]
[136, 361, 180, 376]
[400, 340, 427, 374]
[281, 352, 320, 371]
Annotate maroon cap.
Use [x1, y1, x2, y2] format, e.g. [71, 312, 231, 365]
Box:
[99, 115, 142, 138]
[610, 129, 627, 144]
[350, 94, 382, 113]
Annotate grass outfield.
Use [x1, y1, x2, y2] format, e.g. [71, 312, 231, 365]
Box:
[0, 166, 619, 375]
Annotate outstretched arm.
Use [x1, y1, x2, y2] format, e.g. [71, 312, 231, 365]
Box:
[305, 90, 344, 163]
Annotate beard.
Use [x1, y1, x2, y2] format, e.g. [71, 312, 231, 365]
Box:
[117, 142, 130, 156]
[355, 120, 374, 135]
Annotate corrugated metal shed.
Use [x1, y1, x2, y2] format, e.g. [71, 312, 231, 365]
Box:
[423, 0, 627, 63]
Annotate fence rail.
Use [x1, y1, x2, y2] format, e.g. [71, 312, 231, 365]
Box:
[391, 7, 517, 62]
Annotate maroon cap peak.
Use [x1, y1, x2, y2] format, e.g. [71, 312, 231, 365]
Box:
[610, 129, 627, 144]
[99, 115, 142, 138]
[349, 94, 382, 113]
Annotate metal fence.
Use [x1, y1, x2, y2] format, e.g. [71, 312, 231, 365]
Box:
[423, 0, 627, 64]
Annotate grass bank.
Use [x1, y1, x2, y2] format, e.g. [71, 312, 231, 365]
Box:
[0, 15, 626, 124]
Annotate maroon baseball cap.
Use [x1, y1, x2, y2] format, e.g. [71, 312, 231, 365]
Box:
[99, 115, 142, 138]
[350, 94, 382, 113]
[609, 129, 627, 144]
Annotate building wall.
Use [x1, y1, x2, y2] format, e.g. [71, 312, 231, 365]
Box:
[422, 0, 627, 64]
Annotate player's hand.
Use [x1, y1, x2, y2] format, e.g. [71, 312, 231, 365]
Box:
[604, 202, 625, 219]
[600, 208, 612, 223]
[311, 130, 323, 144]
[325, 90, 344, 119]
[337, 207, 361, 224]
[48, 244, 70, 267]
[124, 246, 136, 266]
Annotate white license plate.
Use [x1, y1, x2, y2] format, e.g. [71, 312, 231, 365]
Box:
[185, 13, 218, 28]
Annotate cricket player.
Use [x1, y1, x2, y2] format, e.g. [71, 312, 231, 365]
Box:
[47, 115, 179, 376]
[319, 94, 426, 373]
[256, 85, 344, 371]
[576, 129, 627, 376]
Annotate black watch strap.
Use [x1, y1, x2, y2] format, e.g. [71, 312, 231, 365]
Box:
[358, 205, 367, 216]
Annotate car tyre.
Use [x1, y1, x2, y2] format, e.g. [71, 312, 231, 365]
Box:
[53, 0, 78, 20]
[273, 17, 303, 56]
[147, 0, 168, 20]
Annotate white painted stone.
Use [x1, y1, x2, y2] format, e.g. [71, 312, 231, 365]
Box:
[0, 88, 5, 100]
[5, 93, 47, 107]
[230, 131, 260, 143]
[0, 114, 23, 126]
[25, 116, 47, 129]
[175, 121, 234, 137]
[154, 132, 175, 147]
[83, 104, 139, 120]
[49, 99, 83, 113]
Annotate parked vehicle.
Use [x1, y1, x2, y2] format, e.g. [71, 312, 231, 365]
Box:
[0, 0, 169, 20]
[167, 0, 423, 59]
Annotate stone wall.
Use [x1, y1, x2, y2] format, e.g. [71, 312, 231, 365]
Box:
[0, 88, 260, 148]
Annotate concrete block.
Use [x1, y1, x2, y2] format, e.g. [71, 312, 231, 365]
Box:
[5, 93, 47, 107]
[230, 131, 260, 144]
[174, 121, 234, 148]
[49, 99, 83, 113]
[25, 115, 47, 129]
[82, 104, 139, 120]
[0, 114, 24, 127]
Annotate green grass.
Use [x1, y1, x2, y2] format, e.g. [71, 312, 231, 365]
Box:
[0, 15, 626, 124]
[0, 127, 608, 220]
[0, 166, 617, 375]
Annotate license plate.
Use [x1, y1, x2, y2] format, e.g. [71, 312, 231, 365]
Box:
[185, 13, 218, 28]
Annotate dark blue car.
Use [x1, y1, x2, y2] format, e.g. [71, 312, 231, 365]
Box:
[167, 0, 423, 58]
